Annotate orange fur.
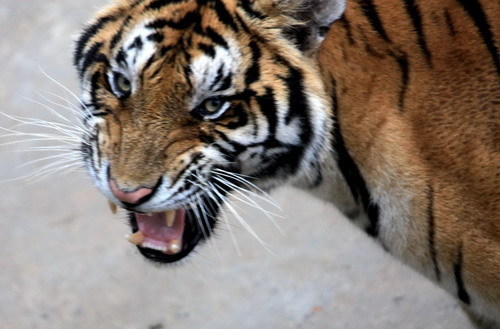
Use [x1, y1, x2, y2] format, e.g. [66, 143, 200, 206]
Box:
[318, 0, 499, 324]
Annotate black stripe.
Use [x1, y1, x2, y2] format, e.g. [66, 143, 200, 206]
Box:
[245, 41, 261, 86]
[218, 104, 248, 129]
[74, 15, 117, 68]
[109, 16, 132, 51]
[238, 1, 266, 19]
[402, 0, 432, 66]
[214, 82, 301, 178]
[214, 0, 239, 32]
[92, 111, 112, 117]
[444, 10, 456, 37]
[147, 32, 164, 43]
[338, 17, 355, 44]
[146, 11, 200, 30]
[115, 48, 128, 67]
[454, 243, 471, 304]
[198, 43, 215, 57]
[205, 27, 229, 48]
[331, 79, 380, 236]
[455, 0, 500, 75]
[257, 88, 278, 140]
[427, 184, 441, 281]
[280, 66, 313, 174]
[171, 153, 204, 187]
[235, 13, 252, 34]
[215, 74, 232, 92]
[141, 55, 158, 80]
[284, 66, 312, 148]
[79, 42, 104, 78]
[89, 71, 102, 105]
[357, 0, 391, 43]
[146, 0, 186, 11]
[395, 53, 409, 110]
[210, 66, 225, 90]
[128, 36, 144, 50]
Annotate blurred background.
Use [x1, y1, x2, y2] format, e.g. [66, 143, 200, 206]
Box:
[0, 1, 473, 328]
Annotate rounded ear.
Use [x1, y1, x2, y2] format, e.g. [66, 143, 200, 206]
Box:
[249, 0, 346, 52]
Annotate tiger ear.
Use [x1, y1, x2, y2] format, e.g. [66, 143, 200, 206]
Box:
[249, 0, 346, 52]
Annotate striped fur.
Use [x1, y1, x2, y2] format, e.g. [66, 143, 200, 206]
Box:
[74, 0, 499, 327]
[319, 0, 499, 326]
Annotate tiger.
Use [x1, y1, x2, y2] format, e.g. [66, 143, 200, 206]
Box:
[73, 0, 500, 327]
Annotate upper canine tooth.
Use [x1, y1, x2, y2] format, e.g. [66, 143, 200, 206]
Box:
[108, 201, 118, 214]
[165, 210, 176, 227]
[126, 231, 145, 246]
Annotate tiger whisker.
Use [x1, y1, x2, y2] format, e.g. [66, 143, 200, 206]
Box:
[1, 157, 83, 184]
[27, 163, 85, 183]
[190, 174, 242, 256]
[193, 192, 222, 260]
[212, 176, 285, 235]
[210, 181, 273, 253]
[16, 146, 79, 152]
[212, 175, 285, 217]
[36, 63, 92, 116]
[18, 152, 82, 169]
[0, 127, 86, 146]
[213, 169, 283, 210]
[0, 111, 85, 139]
[35, 90, 86, 120]
[23, 94, 75, 125]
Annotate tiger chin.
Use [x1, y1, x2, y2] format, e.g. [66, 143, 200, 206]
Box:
[74, 0, 499, 327]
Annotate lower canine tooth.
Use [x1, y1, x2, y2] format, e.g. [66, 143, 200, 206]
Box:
[108, 201, 117, 214]
[168, 240, 182, 254]
[126, 231, 145, 245]
[165, 210, 176, 227]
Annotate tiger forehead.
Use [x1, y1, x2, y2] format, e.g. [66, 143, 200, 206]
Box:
[110, 0, 240, 44]
[107, 0, 244, 75]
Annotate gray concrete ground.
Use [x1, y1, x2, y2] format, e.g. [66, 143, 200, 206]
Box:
[0, 1, 474, 328]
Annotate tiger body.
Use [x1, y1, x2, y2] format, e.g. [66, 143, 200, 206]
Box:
[74, 0, 500, 326]
[319, 0, 500, 324]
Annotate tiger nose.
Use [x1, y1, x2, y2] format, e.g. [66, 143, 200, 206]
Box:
[109, 179, 153, 205]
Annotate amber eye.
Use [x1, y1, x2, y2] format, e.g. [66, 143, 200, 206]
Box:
[112, 72, 132, 97]
[193, 97, 229, 120]
[204, 98, 224, 113]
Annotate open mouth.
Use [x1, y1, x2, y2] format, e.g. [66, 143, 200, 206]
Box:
[125, 197, 221, 263]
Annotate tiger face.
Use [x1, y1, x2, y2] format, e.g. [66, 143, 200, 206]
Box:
[74, 0, 343, 262]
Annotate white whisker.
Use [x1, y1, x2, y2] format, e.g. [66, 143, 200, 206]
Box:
[190, 173, 243, 256]
[36, 90, 85, 119]
[210, 181, 273, 253]
[18, 153, 81, 169]
[36, 63, 91, 116]
[213, 168, 282, 210]
[193, 192, 222, 260]
[213, 176, 285, 235]
[0, 111, 84, 140]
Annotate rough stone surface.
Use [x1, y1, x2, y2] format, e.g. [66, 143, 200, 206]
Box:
[0, 1, 473, 328]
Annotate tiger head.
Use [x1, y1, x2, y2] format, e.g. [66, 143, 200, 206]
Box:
[74, 0, 345, 263]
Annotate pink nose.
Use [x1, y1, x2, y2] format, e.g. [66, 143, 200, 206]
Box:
[109, 179, 153, 204]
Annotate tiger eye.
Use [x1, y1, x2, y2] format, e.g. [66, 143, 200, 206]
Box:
[115, 74, 132, 94]
[204, 99, 224, 113]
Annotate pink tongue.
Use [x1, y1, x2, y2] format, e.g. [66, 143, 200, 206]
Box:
[135, 209, 186, 244]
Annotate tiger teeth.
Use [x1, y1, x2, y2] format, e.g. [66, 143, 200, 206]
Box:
[108, 201, 118, 214]
[142, 242, 167, 253]
[165, 210, 176, 227]
[126, 231, 145, 245]
[168, 239, 182, 254]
